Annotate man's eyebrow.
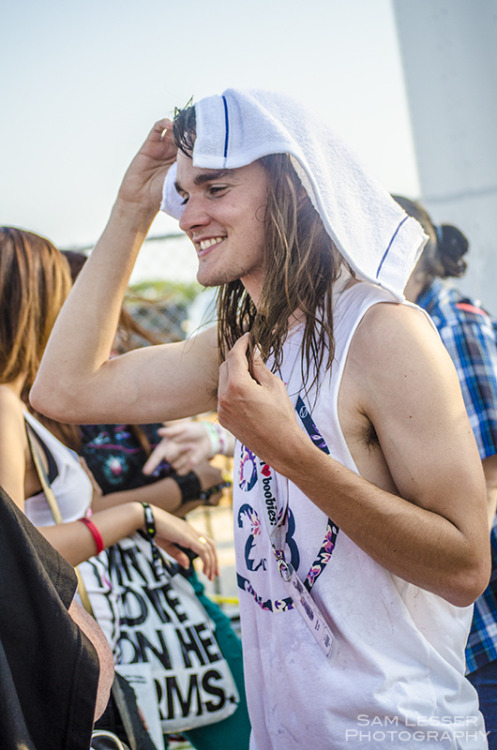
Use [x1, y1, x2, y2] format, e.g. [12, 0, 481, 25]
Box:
[174, 170, 230, 193]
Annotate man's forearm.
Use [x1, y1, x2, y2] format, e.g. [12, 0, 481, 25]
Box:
[273, 436, 489, 607]
[31, 201, 154, 422]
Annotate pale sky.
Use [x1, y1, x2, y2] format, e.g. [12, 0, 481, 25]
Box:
[1, 0, 419, 250]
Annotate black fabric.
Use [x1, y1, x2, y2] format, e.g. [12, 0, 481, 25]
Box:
[80, 423, 203, 505]
[79, 424, 168, 493]
[0, 485, 100, 750]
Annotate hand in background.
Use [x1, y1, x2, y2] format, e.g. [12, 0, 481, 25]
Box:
[151, 506, 218, 580]
[143, 419, 234, 476]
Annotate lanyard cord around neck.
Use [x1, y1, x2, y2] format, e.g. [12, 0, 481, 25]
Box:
[254, 394, 339, 659]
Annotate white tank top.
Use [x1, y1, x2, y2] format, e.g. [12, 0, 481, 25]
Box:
[24, 411, 93, 523]
[24, 411, 119, 651]
[233, 281, 487, 749]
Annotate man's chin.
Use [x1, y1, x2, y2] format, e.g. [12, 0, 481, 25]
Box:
[197, 277, 218, 288]
[196, 270, 232, 288]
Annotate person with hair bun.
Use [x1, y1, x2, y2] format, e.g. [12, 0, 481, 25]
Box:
[395, 196, 469, 292]
[397, 195, 497, 748]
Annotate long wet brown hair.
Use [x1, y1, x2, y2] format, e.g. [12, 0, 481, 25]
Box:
[173, 106, 344, 391]
[0, 227, 71, 390]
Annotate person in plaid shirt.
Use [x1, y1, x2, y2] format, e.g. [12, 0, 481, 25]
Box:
[397, 195, 497, 748]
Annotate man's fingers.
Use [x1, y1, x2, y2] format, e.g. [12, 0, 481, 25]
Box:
[250, 345, 274, 385]
[220, 333, 279, 396]
[226, 332, 251, 366]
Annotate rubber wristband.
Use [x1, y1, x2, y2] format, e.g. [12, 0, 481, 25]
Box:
[78, 516, 105, 554]
[142, 502, 156, 538]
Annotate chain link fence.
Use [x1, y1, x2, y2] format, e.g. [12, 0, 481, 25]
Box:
[67, 232, 206, 344]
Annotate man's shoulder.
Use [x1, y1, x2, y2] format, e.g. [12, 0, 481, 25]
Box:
[348, 300, 444, 394]
[355, 294, 431, 344]
[333, 282, 433, 375]
[333, 280, 400, 336]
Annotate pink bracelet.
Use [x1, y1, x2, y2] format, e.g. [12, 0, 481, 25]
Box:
[78, 516, 105, 554]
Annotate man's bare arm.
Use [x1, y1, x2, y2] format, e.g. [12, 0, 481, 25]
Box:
[31, 120, 218, 423]
[217, 306, 490, 607]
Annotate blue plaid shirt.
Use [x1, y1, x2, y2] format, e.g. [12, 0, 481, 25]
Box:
[417, 279, 497, 673]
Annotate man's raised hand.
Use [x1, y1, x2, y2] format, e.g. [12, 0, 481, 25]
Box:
[117, 118, 177, 213]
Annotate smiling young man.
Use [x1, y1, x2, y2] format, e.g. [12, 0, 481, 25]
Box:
[175, 157, 268, 298]
[32, 89, 491, 749]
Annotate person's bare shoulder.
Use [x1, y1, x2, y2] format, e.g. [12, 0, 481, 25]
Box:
[347, 301, 455, 407]
[0, 385, 30, 506]
[0, 385, 26, 440]
[344, 300, 483, 508]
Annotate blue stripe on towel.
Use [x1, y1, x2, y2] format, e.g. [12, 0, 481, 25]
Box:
[376, 216, 408, 279]
[222, 95, 229, 159]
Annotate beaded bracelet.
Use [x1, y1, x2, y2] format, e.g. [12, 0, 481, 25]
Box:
[200, 480, 232, 506]
[78, 516, 105, 554]
[142, 501, 156, 538]
[141, 503, 164, 577]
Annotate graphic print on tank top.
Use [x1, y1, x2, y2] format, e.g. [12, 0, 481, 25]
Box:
[235, 406, 339, 614]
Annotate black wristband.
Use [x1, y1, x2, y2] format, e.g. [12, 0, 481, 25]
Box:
[172, 471, 202, 505]
[142, 502, 156, 538]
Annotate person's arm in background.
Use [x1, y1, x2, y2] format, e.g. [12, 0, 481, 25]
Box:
[88, 451, 226, 518]
[430, 312, 497, 530]
[0, 389, 218, 575]
[143, 419, 235, 476]
[39, 501, 218, 576]
[88, 457, 228, 516]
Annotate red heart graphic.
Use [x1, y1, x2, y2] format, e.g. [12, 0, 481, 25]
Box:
[261, 464, 271, 477]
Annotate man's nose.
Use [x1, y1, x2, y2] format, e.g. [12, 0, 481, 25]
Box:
[179, 198, 210, 233]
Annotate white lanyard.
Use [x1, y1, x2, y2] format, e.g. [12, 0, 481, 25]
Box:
[256, 390, 339, 661]
[259, 457, 336, 660]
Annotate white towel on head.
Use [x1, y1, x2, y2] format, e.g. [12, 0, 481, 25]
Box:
[160, 88, 426, 300]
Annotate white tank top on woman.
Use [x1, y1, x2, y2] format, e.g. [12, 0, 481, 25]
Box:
[24, 411, 93, 523]
[24, 411, 119, 650]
